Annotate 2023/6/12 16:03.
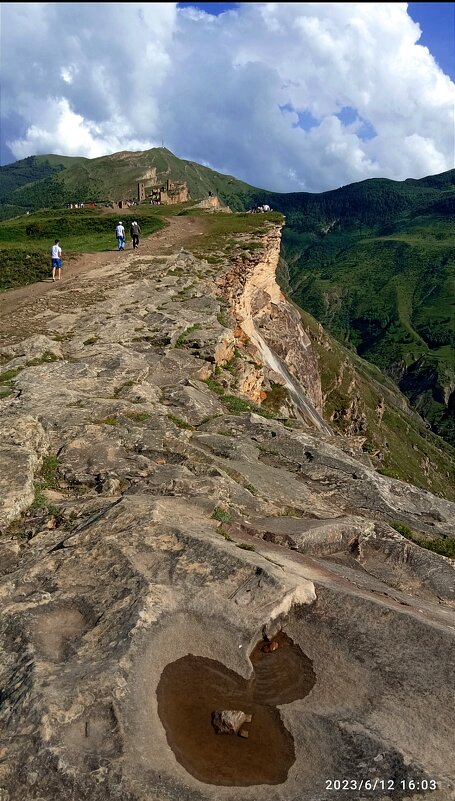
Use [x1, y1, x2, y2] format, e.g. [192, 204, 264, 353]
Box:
[325, 779, 439, 792]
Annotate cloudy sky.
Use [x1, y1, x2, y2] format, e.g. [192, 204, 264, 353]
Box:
[1, 2, 454, 192]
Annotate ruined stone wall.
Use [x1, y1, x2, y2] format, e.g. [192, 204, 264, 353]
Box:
[160, 185, 189, 205]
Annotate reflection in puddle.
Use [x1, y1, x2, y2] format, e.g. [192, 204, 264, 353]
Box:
[157, 631, 316, 785]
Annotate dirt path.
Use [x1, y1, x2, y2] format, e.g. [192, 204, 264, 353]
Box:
[0, 215, 207, 322]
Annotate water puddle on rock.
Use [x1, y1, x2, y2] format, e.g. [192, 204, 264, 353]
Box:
[156, 631, 316, 785]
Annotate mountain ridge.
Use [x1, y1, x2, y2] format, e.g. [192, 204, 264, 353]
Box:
[1, 149, 454, 448]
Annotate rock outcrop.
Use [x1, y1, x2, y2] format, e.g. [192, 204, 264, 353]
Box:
[0, 219, 454, 801]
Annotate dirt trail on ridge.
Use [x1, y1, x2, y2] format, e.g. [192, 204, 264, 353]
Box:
[0, 215, 207, 329]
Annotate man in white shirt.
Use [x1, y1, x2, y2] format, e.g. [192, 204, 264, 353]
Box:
[51, 239, 62, 281]
[116, 221, 125, 250]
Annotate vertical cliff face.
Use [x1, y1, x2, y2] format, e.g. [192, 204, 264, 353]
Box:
[216, 225, 329, 433]
[0, 215, 454, 801]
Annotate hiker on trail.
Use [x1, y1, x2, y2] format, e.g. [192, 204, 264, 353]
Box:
[130, 220, 141, 249]
[116, 221, 125, 250]
[51, 239, 62, 281]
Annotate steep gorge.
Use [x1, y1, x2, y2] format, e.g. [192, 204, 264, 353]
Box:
[0, 216, 454, 801]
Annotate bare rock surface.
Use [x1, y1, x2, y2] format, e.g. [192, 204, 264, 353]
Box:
[0, 219, 454, 801]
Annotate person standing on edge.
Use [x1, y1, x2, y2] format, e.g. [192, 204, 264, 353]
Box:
[116, 221, 125, 250]
[51, 239, 62, 281]
[130, 220, 141, 249]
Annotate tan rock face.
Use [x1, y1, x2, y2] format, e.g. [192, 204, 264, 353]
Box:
[0, 224, 454, 801]
[217, 228, 327, 431]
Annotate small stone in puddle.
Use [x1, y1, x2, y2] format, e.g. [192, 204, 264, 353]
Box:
[261, 640, 279, 653]
[211, 710, 252, 735]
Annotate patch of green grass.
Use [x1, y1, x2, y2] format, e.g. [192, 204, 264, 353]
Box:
[177, 208, 206, 217]
[31, 454, 60, 509]
[31, 488, 47, 509]
[124, 410, 151, 423]
[223, 355, 237, 373]
[222, 395, 253, 414]
[51, 331, 74, 341]
[203, 377, 278, 418]
[190, 211, 283, 262]
[281, 506, 306, 517]
[218, 526, 235, 542]
[211, 507, 233, 523]
[40, 455, 60, 487]
[167, 414, 194, 430]
[198, 414, 222, 426]
[26, 351, 60, 366]
[114, 379, 135, 397]
[217, 310, 231, 328]
[377, 467, 401, 480]
[0, 387, 14, 399]
[236, 542, 256, 551]
[262, 383, 289, 412]
[390, 520, 455, 558]
[204, 377, 225, 395]
[175, 323, 201, 348]
[0, 368, 21, 383]
[93, 416, 118, 426]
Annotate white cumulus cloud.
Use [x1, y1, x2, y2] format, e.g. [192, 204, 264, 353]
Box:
[1, 2, 454, 191]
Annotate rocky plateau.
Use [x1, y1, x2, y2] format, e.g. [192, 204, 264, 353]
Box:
[0, 217, 454, 801]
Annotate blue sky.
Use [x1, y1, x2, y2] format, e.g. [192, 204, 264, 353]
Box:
[2, 3, 454, 192]
[408, 2, 455, 80]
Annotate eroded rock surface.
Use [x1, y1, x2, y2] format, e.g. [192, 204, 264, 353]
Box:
[0, 221, 454, 801]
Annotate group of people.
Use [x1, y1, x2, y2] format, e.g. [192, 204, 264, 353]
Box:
[115, 220, 142, 250]
[250, 203, 272, 213]
[49, 218, 143, 282]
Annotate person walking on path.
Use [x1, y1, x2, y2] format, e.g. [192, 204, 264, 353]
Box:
[51, 239, 62, 281]
[130, 220, 141, 249]
[116, 221, 125, 250]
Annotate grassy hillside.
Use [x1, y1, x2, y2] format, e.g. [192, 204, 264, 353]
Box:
[0, 148, 257, 216]
[0, 203, 168, 290]
[0, 155, 87, 216]
[284, 299, 455, 501]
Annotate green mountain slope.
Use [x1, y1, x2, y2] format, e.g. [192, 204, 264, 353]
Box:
[277, 292, 455, 501]
[258, 172, 455, 447]
[0, 148, 257, 215]
[0, 155, 88, 218]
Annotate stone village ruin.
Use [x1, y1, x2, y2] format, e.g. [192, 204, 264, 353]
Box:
[137, 166, 189, 206]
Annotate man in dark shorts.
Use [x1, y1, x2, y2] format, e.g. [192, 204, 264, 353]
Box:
[51, 239, 62, 281]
